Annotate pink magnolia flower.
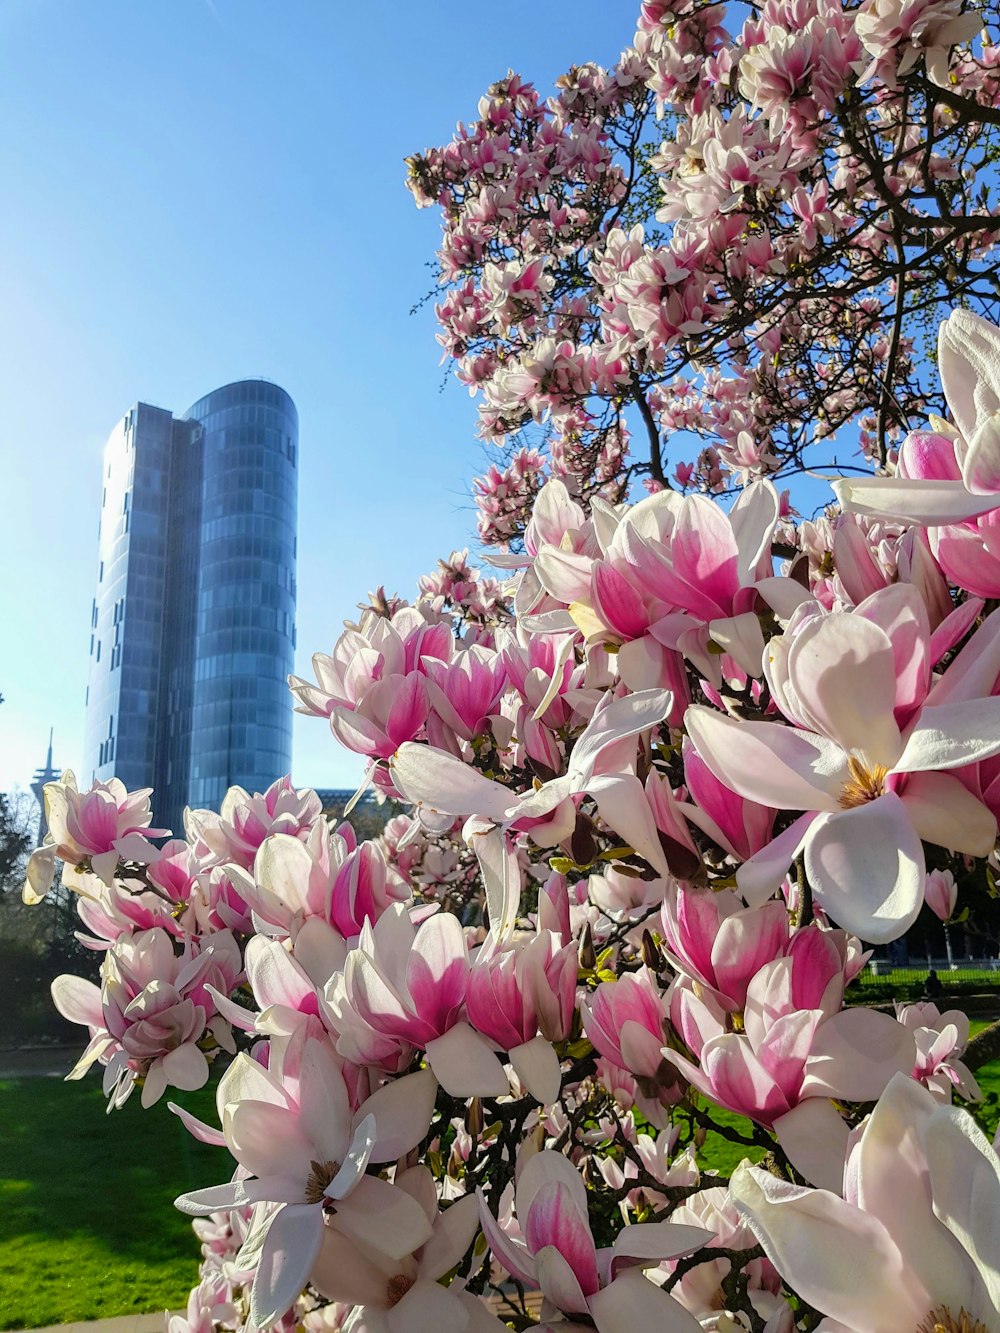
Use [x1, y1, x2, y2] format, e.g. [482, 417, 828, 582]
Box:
[659, 886, 791, 1012]
[186, 777, 323, 871]
[895, 1000, 982, 1102]
[310, 1168, 507, 1333]
[423, 644, 509, 747]
[176, 1039, 438, 1330]
[582, 968, 685, 1105]
[855, 0, 981, 86]
[925, 867, 958, 921]
[477, 1150, 712, 1331]
[665, 925, 914, 1188]
[23, 770, 168, 901]
[343, 903, 509, 1097]
[466, 931, 576, 1103]
[232, 825, 408, 942]
[686, 598, 1000, 942]
[732, 1073, 1000, 1333]
[51, 927, 241, 1108]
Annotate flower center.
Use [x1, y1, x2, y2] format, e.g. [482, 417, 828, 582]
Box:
[917, 1306, 990, 1333]
[839, 756, 889, 809]
[387, 1274, 415, 1307]
[304, 1158, 341, 1206]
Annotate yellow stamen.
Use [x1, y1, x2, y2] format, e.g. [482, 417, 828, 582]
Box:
[838, 756, 889, 809]
[916, 1306, 990, 1333]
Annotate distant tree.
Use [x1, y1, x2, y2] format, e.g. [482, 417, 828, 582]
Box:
[0, 791, 32, 888]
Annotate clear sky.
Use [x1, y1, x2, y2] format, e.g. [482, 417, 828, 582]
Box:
[0, 0, 634, 798]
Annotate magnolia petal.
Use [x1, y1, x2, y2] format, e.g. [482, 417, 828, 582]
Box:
[50, 974, 104, 1028]
[586, 773, 669, 879]
[476, 1187, 535, 1286]
[388, 1277, 469, 1333]
[773, 1100, 849, 1193]
[895, 697, 1000, 772]
[609, 1220, 714, 1267]
[925, 1102, 1000, 1321]
[167, 1101, 227, 1147]
[390, 743, 513, 822]
[161, 1043, 210, 1093]
[470, 825, 521, 944]
[964, 415, 1000, 495]
[854, 1075, 984, 1316]
[357, 1067, 438, 1162]
[804, 795, 924, 944]
[418, 1192, 481, 1283]
[736, 812, 816, 907]
[588, 1270, 705, 1333]
[174, 1178, 257, 1216]
[425, 1021, 510, 1099]
[250, 1203, 324, 1330]
[685, 706, 845, 812]
[900, 770, 997, 856]
[509, 1034, 562, 1105]
[832, 475, 1000, 524]
[941, 307, 1000, 445]
[333, 1174, 434, 1260]
[730, 1164, 930, 1333]
[784, 612, 900, 766]
[803, 1007, 915, 1102]
[568, 689, 672, 784]
[534, 1244, 590, 1314]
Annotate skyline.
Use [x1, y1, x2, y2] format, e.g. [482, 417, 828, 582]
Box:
[0, 0, 630, 803]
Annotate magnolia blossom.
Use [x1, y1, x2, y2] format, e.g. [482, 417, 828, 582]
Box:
[176, 1040, 437, 1329]
[477, 1150, 713, 1331]
[732, 1074, 1000, 1333]
[686, 592, 1000, 941]
[311, 1169, 506, 1333]
[23, 770, 168, 902]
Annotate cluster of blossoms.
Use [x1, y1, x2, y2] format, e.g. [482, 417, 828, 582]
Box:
[27, 302, 1000, 1333]
[405, 0, 1000, 540]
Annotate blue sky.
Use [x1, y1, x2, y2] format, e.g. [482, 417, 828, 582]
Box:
[0, 0, 634, 797]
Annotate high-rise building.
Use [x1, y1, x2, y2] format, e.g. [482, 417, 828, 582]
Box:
[83, 380, 298, 835]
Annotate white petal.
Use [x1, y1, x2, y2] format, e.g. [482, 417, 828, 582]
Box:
[730, 1164, 930, 1332]
[250, 1203, 324, 1329]
[773, 1100, 849, 1193]
[425, 1022, 510, 1099]
[895, 697, 1000, 772]
[356, 1067, 437, 1163]
[390, 743, 513, 821]
[804, 795, 924, 944]
[588, 1270, 704, 1333]
[509, 1035, 562, 1105]
[832, 475, 1000, 524]
[685, 706, 846, 812]
[926, 1103, 1000, 1321]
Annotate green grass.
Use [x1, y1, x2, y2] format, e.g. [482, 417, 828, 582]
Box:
[0, 1075, 223, 1330]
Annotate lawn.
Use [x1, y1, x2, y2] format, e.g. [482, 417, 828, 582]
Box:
[0, 1075, 223, 1330]
[2, 1026, 999, 1330]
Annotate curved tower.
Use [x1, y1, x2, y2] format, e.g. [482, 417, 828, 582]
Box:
[84, 380, 298, 834]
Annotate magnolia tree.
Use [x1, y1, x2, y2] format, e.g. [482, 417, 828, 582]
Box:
[405, 0, 1000, 533]
[23, 4, 1000, 1332]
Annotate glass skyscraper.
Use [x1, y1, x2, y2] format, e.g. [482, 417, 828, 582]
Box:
[83, 381, 298, 835]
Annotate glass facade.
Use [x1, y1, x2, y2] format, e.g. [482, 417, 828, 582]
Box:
[83, 382, 298, 834]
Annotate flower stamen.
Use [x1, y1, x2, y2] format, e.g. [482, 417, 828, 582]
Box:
[916, 1305, 990, 1333]
[839, 756, 889, 809]
[304, 1158, 341, 1205]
